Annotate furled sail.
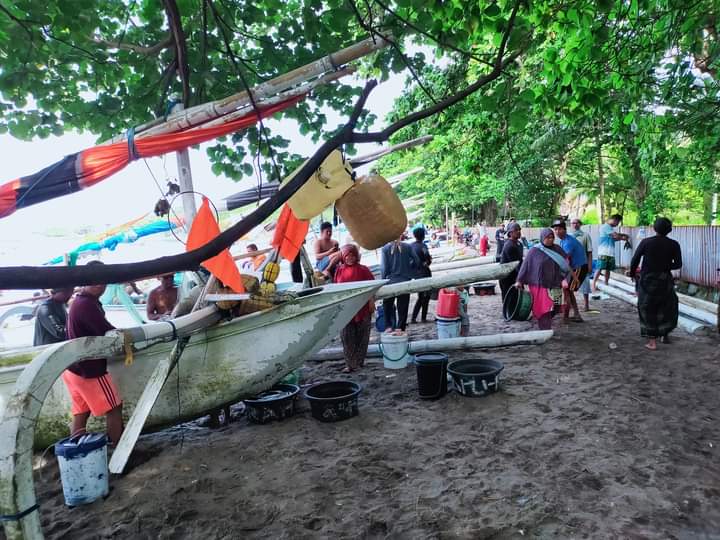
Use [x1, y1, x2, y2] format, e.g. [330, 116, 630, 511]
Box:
[0, 96, 304, 219]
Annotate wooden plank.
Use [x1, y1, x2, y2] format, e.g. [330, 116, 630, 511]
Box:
[108, 337, 189, 474]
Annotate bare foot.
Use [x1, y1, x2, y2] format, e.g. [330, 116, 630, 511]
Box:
[645, 340, 657, 350]
[341, 367, 353, 373]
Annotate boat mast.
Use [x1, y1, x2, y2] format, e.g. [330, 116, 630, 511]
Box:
[171, 102, 198, 225]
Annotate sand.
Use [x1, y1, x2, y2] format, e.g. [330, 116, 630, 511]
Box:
[13, 286, 720, 539]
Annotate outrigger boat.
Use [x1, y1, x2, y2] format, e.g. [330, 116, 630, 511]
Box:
[0, 279, 382, 449]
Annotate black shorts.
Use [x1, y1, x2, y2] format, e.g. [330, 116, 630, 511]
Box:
[570, 266, 589, 291]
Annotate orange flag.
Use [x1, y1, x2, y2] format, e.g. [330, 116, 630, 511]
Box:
[186, 198, 245, 293]
[271, 204, 309, 261]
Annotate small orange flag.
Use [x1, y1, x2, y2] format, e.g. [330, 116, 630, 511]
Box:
[271, 204, 309, 261]
[186, 198, 245, 293]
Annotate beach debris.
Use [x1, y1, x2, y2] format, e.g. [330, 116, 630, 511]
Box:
[608, 342, 618, 350]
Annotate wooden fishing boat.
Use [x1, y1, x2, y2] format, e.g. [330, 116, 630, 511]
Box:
[0, 280, 382, 449]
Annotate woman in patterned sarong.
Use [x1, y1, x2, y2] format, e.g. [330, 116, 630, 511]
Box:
[333, 244, 375, 372]
[514, 228, 569, 330]
[629, 217, 682, 350]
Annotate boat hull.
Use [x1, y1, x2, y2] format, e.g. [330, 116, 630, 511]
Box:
[0, 281, 381, 448]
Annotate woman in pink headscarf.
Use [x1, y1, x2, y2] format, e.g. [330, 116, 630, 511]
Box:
[333, 244, 375, 373]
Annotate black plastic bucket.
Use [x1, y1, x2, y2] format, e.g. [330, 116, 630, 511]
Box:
[447, 359, 504, 397]
[502, 286, 532, 321]
[244, 383, 300, 424]
[304, 381, 362, 422]
[415, 353, 448, 399]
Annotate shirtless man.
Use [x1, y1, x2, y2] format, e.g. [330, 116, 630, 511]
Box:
[146, 274, 178, 321]
[314, 221, 342, 277]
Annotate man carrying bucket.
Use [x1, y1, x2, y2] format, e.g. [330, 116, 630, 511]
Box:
[64, 261, 124, 445]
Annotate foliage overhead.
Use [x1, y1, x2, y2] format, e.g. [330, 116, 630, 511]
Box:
[0, 0, 718, 225]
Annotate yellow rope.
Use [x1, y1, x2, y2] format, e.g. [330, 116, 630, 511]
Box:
[123, 331, 134, 366]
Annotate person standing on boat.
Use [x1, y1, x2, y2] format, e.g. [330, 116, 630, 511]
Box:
[629, 217, 682, 350]
[33, 287, 74, 346]
[314, 221, 342, 279]
[552, 219, 587, 322]
[381, 236, 421, 333]
[64, 261, 123, 445]
[410, 226, 432, 324]
[514, 228, 570, 330]
[570, 218, 593, 312]
[146, 274, 178, 321]
[334, 244, 375, 373]
[499, 222, 523, 302]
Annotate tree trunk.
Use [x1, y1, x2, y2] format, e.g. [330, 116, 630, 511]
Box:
[625, 138, 650, 225]
[595, 132, 606, 222]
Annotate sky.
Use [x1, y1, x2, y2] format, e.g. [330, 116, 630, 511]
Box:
[0, 72, 407, 266]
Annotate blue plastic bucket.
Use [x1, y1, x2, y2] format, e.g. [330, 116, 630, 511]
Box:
[54, 433, 109, 506]
[436, 316, 461, 339]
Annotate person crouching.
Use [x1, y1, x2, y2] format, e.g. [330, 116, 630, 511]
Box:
[333, 244, 375, 373]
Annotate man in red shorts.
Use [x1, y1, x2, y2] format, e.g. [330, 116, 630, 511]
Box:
[64, 261, 124, 444]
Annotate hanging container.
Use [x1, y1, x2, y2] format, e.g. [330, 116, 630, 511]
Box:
[286, 150, 355, 219]
[335, 174, 407, 250]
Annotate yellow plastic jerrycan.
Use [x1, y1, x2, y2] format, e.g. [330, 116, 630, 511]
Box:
[285, 149, 354, 220]
[335, 174, 407, 250]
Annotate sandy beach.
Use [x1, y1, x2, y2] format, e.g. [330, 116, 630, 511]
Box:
[17, 286, 720, 539]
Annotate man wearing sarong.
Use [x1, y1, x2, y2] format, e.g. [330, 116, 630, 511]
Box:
[499, 222, 523, 302]
[552, 220, 587, 322]
[333, 244, 375, 372]
[629, 217, 682, 350]
[592, 213, 629, 292]
[514, 228, 569, 330]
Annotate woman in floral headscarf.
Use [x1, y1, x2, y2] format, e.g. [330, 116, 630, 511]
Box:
[333, 244, 375, 373]
[514, 228, 569, 330]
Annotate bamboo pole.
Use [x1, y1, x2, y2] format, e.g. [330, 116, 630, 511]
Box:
[348, 136, 433, 166]
[597, 283, 708, 335]
[603, 277, 716, 326]
[376, 262, 517, 299]
[108, 37, 389, 143]
[309, 330, 553, 362]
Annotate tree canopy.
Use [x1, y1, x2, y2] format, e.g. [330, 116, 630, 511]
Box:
[0, 0, 718, 228]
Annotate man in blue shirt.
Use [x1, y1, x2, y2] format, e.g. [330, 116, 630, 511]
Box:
[552, 220, 587, 322]
[592, 213, 629, 292]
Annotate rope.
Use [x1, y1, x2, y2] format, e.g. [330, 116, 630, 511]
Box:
[0, 504, 39, 522]
[126, 127, 140, 161]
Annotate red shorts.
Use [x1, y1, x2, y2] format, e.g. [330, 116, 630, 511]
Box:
[62, 370, 122, 416]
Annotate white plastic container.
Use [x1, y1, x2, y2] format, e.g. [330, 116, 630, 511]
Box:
[379, 332, 411, 369]
[55, 433, 109, 506]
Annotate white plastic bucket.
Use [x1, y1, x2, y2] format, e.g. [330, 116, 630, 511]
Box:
[436, 317, 461, 339]
[380, 333, 411, 369]
[54, 433, 109, 506]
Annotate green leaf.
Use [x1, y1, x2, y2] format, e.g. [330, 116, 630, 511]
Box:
[623, 112, 634, 125]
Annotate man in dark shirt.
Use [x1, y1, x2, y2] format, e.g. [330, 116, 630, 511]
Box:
[33, 288, 73, 346]
[499, 223, 524, 301]
[63, 262, 124, 444]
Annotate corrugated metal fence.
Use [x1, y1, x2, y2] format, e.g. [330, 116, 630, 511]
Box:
[521, 225, 720, 288]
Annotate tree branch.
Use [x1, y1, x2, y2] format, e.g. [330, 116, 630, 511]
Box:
[91, 34, 174, 55]
[0, 4, 523, 289]
[162, 0, 191, 107]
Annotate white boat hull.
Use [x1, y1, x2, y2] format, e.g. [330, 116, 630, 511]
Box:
[0, 281, 382, 448]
